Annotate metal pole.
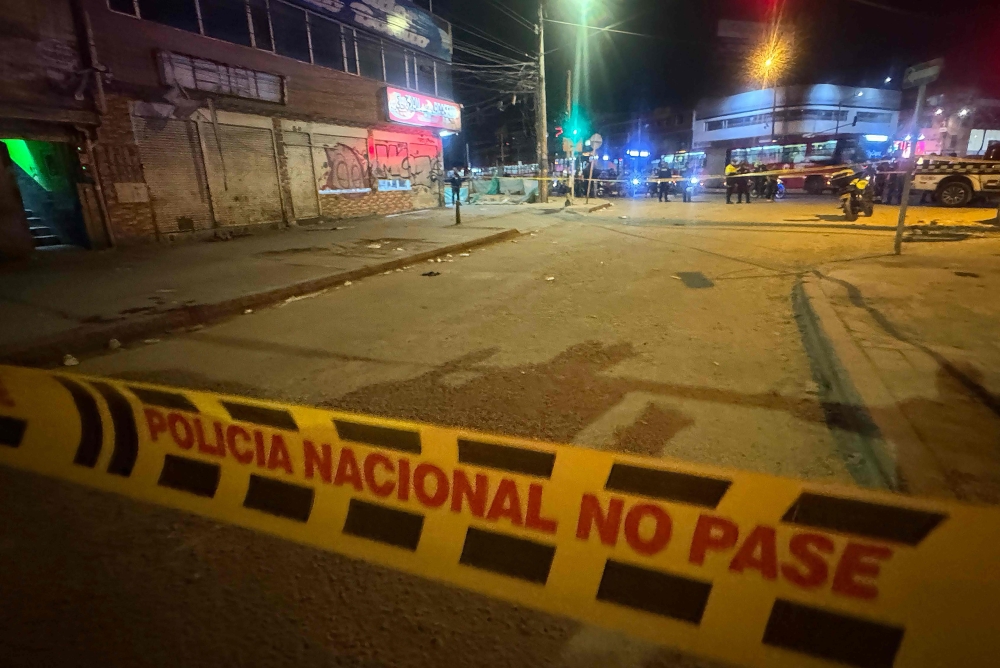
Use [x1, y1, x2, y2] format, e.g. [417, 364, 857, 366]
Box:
[465, 142, 470, 169]
[894, 83, 927, 255]
[566, 69, 574, 203]
[535, 2, 549, 203]
[771, 85, 777, 140]
[585, 157, 595, 204]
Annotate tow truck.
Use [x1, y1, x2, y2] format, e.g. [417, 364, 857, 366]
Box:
[912, 142, 1000, 207]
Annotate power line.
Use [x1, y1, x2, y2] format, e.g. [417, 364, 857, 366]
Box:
[483, 0, 535, 33]
[542, 18, 660, 39]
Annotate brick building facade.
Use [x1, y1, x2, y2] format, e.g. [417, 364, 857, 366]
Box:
[0, 0, 458, 256]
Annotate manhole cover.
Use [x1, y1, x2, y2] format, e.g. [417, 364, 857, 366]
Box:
[676, 272, 714, 289]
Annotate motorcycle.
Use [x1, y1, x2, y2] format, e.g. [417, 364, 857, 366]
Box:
[840, 173, 875, 221]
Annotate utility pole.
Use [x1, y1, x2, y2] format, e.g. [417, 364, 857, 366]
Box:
[535, 2, 549, 203]
[566, 69, 574, 203]
[894, 83, 928, 255]
[499, 126, 506, 168]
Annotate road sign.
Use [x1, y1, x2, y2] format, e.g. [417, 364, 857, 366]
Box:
[903, 58, 944, 90]
[589, 133, 603, 151]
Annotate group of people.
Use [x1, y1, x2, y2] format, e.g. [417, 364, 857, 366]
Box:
[725, 160, 779, 204]
[655, 165, 696, 203]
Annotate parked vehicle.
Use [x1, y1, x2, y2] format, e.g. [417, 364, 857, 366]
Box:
[839, 172, 875, 221]
[912, 143, 1000, 207]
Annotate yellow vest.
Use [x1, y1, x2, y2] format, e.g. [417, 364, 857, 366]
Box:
[725, 164, 738, 176]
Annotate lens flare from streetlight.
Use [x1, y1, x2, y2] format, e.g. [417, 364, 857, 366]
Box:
[747, 35, 792, 88]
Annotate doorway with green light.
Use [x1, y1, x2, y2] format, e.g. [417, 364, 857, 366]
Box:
[1, 139, 89, 249]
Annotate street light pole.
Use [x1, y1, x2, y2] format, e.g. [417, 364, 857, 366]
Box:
[535, 2, 549, 203]
[894, 83, 928, 255]
[566, 69, 574, 203]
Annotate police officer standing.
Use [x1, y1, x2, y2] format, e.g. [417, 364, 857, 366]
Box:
[725, 159, 739, 204]
[658, 163, 672, 202]
[736, 162, 752, 204]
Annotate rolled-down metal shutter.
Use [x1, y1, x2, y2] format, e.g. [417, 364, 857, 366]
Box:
[201, 123, 283, 227]
[132, 116, 213, 234]
[283, 131, 320, 220]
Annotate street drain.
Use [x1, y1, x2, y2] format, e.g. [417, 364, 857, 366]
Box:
[676, 272, 714, 289]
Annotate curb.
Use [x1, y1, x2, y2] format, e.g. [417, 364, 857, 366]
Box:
[799, 274, 952, 497]
[0, 228, 520, 367]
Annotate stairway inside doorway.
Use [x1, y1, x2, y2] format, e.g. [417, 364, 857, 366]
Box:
[2, 139, 88, 250]
[25, 208, 63, 247]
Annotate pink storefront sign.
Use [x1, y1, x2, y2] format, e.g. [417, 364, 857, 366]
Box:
[385, 87, 462, 132]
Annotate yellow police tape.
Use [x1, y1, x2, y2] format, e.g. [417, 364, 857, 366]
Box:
[1, 364, 998, 668]
[475, 164, 860, 184]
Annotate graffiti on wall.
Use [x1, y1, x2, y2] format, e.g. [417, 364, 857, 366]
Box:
[372, 139, 442, 200]
[316, 136, 371, 194]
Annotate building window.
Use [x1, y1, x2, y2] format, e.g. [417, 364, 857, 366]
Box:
[137, 0, 200, 33]
[415, 55, 435, 95]
[854, 112, 892, 124]
[384, 43, 407, 87]
[435, 62, 452, 99]
[108, 0, 138, 16]
[159, 51, 284, 103]
[200, 0, 251, 46]
[109, 0, 454, 99]
[248, 0, 273, 51]
[343, 29, 359, 75]
[357, 33, 384, 82]
[270, 0, 310, 63]
[310, 14, 344, 71]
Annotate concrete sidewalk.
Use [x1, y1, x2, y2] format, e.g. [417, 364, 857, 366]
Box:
[805, 236, 1000, 503]
[0, 207, 540, 366]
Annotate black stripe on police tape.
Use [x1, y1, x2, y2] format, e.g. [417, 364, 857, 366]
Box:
[460, 527, 556, 584]
[158, 454, 221, 498]
[243, 473, 314, 522]
[458, 438, 555, 478]
[606, 462, 731, 509]
[55, 377, 103, 467]
[92, 382, 139, 477]
[597, 559, 712, 625]
[222, 400, 299, 432]
[334, 419, 422, 454]
[782, 492, 946, 546]
[764, 599, 904, 668]
[343, 498, 424, 550]
[0, 415, 27, 448]
[128, 386, 199, 412]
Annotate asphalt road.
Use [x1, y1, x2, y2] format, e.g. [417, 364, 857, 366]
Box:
[0, 203, 914, 668]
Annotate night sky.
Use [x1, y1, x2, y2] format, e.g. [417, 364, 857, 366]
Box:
[429, 0, 1000, 164]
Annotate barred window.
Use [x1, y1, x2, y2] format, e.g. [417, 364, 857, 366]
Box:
[159, 51, 284, 103]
